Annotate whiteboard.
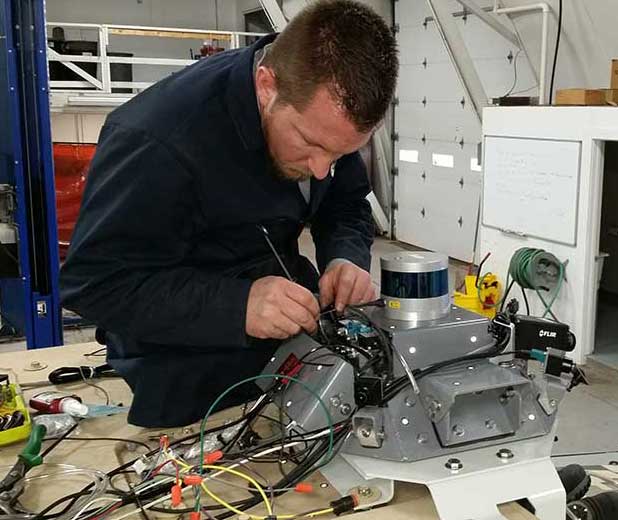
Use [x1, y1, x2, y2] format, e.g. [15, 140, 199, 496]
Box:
[482, 136, 581, 245]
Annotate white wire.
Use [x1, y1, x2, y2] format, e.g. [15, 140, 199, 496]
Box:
[68, 497, 119, 520]
[110, 428, 333, 520]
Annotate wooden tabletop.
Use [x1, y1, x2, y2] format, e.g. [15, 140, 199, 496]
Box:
[0, 343, 536, 519]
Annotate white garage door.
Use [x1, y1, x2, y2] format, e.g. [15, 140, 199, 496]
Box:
[393, 0, 536, 262]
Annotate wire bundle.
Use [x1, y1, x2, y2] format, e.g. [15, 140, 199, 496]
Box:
[505, 247, 565, 320]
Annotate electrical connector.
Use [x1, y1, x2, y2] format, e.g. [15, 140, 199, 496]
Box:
[170, 484, 182, 506]
[189, 512, 201, 520]
[183, 475, 203, 486]
[204, 450, 223, 464]
[330, 495, 359, 516]
[294, 483, 313, 494]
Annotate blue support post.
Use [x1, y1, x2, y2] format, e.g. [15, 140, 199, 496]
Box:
[0, 0, 63, 348]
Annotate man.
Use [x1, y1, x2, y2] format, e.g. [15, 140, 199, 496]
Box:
[60, 0, 398, 427]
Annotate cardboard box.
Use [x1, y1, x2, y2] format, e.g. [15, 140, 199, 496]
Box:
[555, 89, 606, 106]
[604, 89, 618, 105]
[612, 59, 618, 89]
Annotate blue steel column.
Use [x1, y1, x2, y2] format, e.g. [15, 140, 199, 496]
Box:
[0, 0, 63, 348]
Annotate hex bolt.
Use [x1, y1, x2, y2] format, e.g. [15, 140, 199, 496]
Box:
[330, 395, 342, 408]
[339, 403, 352, 415]
[497, 448, 514, 460]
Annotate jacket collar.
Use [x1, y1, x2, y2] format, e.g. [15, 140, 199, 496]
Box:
[225, 34, 278, 151]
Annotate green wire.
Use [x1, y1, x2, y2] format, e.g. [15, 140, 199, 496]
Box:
[195, 374, 335, 511]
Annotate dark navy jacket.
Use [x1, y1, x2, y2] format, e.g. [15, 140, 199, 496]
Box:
[60, 35, 373, 427]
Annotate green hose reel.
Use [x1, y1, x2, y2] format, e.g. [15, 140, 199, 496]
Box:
[507, 247, 565, 320]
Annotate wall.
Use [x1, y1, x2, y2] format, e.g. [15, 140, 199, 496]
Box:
[500, 0, 618, 97]
[46, 0, 239, 83]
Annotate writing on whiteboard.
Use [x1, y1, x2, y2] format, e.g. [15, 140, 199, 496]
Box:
[482, 137, 581, 245]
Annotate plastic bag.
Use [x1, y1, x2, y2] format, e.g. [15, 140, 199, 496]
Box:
[32, 413, 78, 438]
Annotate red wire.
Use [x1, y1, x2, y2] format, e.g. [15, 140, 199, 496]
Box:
[151, 459, 180, 484]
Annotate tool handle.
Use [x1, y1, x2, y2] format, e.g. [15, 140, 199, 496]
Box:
[19, 424, 47, 467]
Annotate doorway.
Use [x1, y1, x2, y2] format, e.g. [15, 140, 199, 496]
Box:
[593, 141, 618, 368]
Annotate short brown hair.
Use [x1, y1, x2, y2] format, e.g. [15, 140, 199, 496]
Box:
[262, 0, 398, 132]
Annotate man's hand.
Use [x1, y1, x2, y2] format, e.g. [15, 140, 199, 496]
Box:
[246, 276, 320, 340]
[319, 262, 376, 312]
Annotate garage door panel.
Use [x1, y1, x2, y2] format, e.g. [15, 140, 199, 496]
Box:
[397, 102, 480, 142]
[398, 62, 464, 102]
[398, 25, 449, 64]
[394, 3, 537, 261]
[396, 0, 433, 24]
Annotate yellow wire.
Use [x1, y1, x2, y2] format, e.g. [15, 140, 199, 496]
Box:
[305, 508, 334, 518]
[200, 464, 273, 518]
[165, 457, 334, 519]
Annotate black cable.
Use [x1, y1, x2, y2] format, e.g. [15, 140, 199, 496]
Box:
[344, 306, 393, 377]
[29, 416, 254, 520]
[548, 0, 563, 105]
[521, 286, 530, 315]
[84, 347, 107, 357]
[475, 252, 491, 288]
[40, 421, 80, 458]
[43, 436, 152, 451]
[500, 278, 516, 312]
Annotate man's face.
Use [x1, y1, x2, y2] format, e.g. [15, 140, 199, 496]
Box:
[256, 67, 372, 181]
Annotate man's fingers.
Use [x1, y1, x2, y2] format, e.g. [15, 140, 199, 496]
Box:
[272, 312, 302, 337]
[349, 274, 370, 305]
[335, 267, 357, 312]
[319, 273, 336, 309]
[285, 281, 320, 318]
[361, 284, 377, 304]
[282, 298, 318, 334]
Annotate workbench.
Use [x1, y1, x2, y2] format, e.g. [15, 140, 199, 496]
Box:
[0, 343, 537, 519]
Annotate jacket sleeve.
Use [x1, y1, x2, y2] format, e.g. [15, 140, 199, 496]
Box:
[309, 152, 374, 273]
[60, 123, 252, 348]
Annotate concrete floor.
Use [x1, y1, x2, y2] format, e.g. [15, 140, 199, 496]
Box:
[2, 234, 617, 456]
[591, 291, 618, 370]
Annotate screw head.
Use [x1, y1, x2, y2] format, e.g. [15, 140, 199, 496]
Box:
[401, 417, 410, 426]
[485, 419, 497, 430]
[339, 403, 352, 415]
[497, 448, 514, 460]
[330, 395, 342, 408]
[358, 486, 372, 497]
[405, 396, 416, 407]
[452, 424, 465, 437]
[549, 399, 557, 408]
[445, 458, 463, 471]
[359, 428, 372, 438]
[417, 433, 428, 444]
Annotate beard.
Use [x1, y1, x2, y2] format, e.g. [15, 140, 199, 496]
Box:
[262, 113, 313, 182]
[269, 159, 313, 182]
